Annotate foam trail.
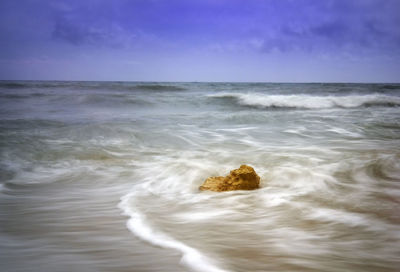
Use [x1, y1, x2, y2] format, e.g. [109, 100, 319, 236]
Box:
[119, 191, 231, 272]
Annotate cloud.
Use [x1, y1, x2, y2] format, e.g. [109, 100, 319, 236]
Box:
[3, 0, 396, 55]
[0, 0, 399, 81]
[52, 19, 136, 48]
[254, 0, 400, 55]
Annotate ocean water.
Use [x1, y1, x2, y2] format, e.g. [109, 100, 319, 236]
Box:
[0, 81, 399, 272]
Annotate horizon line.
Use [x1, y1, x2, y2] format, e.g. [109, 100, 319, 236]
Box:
[1, 79, 399, 84]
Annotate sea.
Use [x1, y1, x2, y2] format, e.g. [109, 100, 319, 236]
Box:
[0, 81, 399, 272]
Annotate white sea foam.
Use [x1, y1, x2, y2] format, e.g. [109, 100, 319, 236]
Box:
[119, 189, 231, 272]
[174, 210, 234, 221]
[306, 207, 388, 231]
[326, 127, 363, 137]
[209, 93, 400, 109]
[117, 145, 344, 271]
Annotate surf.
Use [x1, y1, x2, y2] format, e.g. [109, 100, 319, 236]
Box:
[208, 93, 400, 109]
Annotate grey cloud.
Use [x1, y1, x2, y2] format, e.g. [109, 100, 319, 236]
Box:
[52, 19, 136, 48]
[260, 18, 400, 55]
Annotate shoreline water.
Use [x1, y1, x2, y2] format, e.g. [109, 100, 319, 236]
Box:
[1, 81, 399, 271]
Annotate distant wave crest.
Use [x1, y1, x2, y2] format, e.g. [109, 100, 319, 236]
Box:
[208, 93, 400, 109]
[133, 84, 186, 91]
[0, 81, 187, 92]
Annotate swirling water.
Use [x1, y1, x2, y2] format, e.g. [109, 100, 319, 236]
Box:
[0, 81, 399, 272]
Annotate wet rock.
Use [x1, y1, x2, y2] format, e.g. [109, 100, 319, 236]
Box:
[199, 165, 260, 192]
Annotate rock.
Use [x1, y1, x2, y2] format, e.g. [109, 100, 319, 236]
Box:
[199, 165, 260, 192]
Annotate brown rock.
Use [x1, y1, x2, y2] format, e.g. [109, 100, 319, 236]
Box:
[199, 165, 260, 192]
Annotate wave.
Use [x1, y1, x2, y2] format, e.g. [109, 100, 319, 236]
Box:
[132, 84, 186, 91]
[0, 93, 48, 99]
[208, 93, 400, 109]
[0, 81, 80, 89]
[381, 84, 400, 90]
[75, 94, 153, 106]
[0, 82, 29, 89]
[116, 146, 342, 272]
[0, 81, 187, 92]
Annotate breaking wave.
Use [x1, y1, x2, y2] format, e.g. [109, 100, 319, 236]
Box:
[209, 93, 400, 109]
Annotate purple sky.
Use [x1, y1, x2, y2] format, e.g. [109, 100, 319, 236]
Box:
[0, 0, 399, 82]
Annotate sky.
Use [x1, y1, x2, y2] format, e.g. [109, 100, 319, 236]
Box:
[0, 0, 399, 82]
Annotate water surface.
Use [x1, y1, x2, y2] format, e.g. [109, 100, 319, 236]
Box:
[1, 81, 399, 271]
